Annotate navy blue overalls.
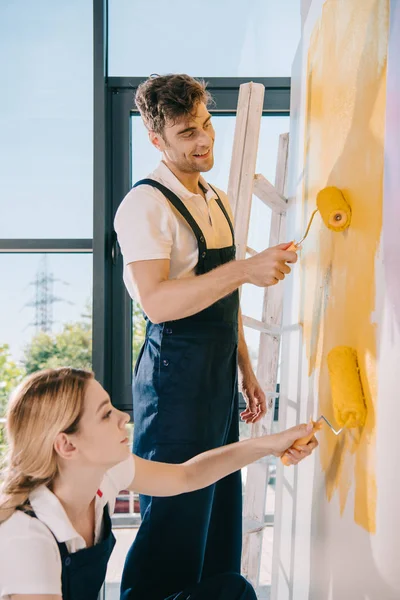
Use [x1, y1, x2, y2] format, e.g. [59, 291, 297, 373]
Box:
[121, 179, 243, 600]
[25, 504, 115, 600]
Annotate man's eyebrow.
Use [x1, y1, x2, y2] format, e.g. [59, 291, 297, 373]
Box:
[96, 398, 111, 414]
[177, 115, 212, 136]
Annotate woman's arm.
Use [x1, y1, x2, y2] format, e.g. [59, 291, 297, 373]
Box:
[128, 423, 317, 497]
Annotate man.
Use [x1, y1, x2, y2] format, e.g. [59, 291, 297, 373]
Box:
[114, 74, 311, 599]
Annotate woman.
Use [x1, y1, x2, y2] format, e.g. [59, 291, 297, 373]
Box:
[0, 368, 317, 600]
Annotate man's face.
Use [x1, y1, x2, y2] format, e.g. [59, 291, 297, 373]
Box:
[150, 102, 215, 174]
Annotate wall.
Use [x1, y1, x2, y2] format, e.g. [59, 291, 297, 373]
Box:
[272, 1, 400, 599]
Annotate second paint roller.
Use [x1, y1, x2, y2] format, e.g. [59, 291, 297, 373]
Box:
[288, 186, 352, 251]
[281, 346, 367, 466]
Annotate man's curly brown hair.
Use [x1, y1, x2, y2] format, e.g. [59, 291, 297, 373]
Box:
[135, 74, 213, 137]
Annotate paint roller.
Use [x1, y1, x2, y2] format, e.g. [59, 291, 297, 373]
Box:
[281, 346, 367, 466]
[287, 186, 352, 251]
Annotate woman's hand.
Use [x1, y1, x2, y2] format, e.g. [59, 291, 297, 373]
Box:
[268, 423, 319, 465]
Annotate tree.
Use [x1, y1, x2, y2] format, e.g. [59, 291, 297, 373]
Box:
[1, 300, 144, 459]
[0, 345, 24, 417]
[132, 300, 146, 367]
[1, 302, 93, 459]
[0, 345, 24, 459]
[23, 321, 92, 374]
[22, 299, 145, 374]
[22, 296, 93, 374]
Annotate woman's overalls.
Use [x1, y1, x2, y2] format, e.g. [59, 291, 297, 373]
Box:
[25, 504, 115, 600]
[121, 179, 243, 600]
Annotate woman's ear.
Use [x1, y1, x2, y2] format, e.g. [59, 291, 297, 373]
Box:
[54, 433, 78, 461]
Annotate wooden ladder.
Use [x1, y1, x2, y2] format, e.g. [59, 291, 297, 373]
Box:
[227, 82, 290, 597]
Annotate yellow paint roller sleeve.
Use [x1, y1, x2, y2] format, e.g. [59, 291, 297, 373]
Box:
[327, 346, 367, 428]
[316, 187, 352, 232]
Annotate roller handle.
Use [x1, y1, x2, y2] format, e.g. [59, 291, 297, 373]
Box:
[287, 242, 298, 252]
[281, 420, 323, 466]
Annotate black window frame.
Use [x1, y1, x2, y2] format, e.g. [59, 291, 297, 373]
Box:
[0, 0, 291, 418]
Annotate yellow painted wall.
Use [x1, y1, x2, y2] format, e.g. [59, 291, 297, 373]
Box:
[300, 0, 389, 532]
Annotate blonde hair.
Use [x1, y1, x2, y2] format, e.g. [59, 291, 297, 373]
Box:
[0, 367, 93, 523]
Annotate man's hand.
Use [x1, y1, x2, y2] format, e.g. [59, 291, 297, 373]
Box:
[268, 423, 319, 466]
[245, 242, 298, 287]
[239, 368, 267, 424]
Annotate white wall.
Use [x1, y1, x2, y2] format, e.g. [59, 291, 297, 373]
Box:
[272, 1, 400, 599]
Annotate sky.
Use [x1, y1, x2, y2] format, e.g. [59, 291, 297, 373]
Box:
[0, 0, 300, 364]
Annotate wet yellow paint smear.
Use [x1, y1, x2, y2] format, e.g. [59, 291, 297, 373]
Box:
[300, 0, 389, 532]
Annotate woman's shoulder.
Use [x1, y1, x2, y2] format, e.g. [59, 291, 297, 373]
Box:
[1, 507, 51, 534]
[0, 508, 60, 552]
[0, 510, 62, 596]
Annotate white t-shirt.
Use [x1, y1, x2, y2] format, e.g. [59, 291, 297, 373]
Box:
[114, 161, 234, 301]
[0, 456, 135, 599]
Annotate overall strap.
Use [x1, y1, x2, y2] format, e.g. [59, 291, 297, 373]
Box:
[133, 179, 208, 255]
[17, 505, 70, 559]
[208, 184, 235, 244]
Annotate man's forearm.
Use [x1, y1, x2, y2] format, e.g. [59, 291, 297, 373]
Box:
[131, 243, 297, 323]
[238, 310, 253, 375]
[143, 259, 248, 323]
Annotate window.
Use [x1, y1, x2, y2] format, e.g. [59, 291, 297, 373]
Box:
[109, 0, 301, 77]
[0, 254, 92, 367]
[3, 1, 295, 597]
[0, 1, 93, 455]
[0, 0, 93, 238]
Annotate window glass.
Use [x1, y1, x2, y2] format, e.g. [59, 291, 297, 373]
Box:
[0, 253, 93, 369]
[109, 0, 300, 77]
[0, 1, 93, 238]
[0, 252, 92, 464]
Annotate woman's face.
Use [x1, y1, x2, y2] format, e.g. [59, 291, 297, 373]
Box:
[71, 379, 131, 468]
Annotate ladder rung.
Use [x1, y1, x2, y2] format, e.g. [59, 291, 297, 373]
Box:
[246, 245, 257, 257]
[243, 518, 266, 534]
[242, 315, 281, 335]
[243, 514, 274, 534]
[257, 455, 272, 465]
[253, 174, 288, 213]
[286, 398, 298, 410]
[280, 323, 302, 333]
[283, 478, 294, 496]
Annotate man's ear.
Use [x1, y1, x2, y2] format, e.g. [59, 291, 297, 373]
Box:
[54, 433, 78, 461]
[149, 130, 164, 152]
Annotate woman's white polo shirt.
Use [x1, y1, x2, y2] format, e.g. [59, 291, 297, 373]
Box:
[0, 455, 135, 599]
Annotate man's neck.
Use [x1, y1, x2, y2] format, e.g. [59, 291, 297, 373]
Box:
[162, 159, 202, 196]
